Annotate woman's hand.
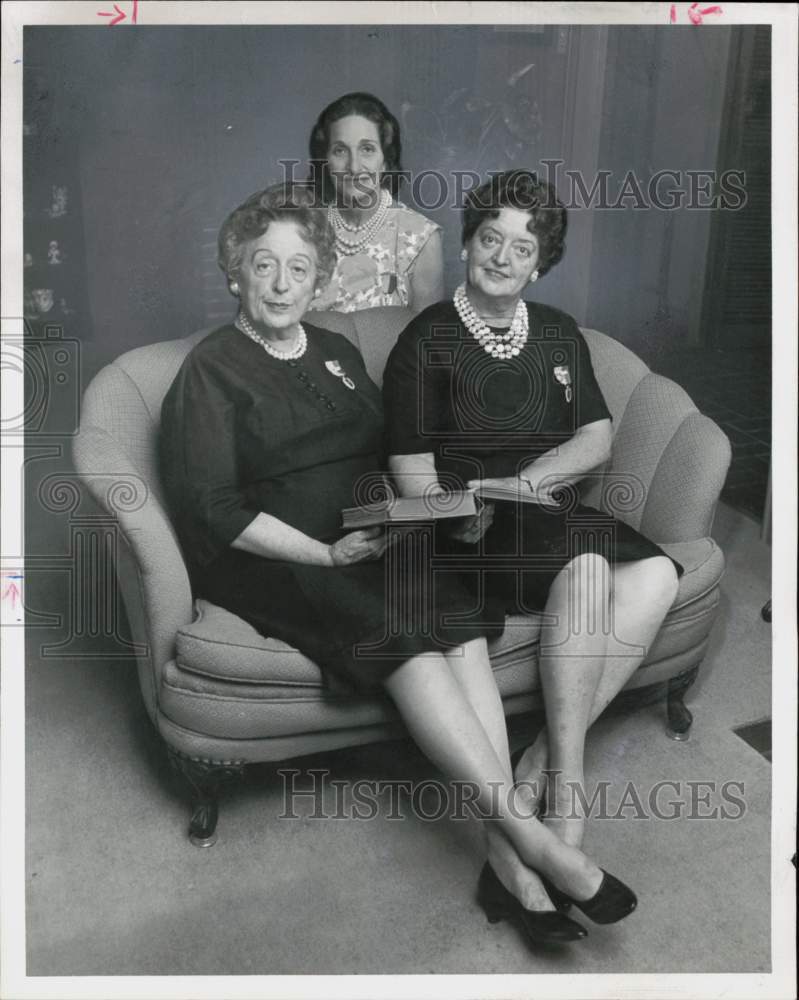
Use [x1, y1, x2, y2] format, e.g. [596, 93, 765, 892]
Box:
[445, 503, 495, 544]
[328, 527, 390, 566]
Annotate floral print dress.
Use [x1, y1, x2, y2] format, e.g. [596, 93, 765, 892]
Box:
[310, 203, 440, 314]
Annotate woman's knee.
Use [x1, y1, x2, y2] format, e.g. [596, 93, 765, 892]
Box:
[547, 554, 611, 632]
[552, 553, 611, 594]
[615, 556, 679, 610]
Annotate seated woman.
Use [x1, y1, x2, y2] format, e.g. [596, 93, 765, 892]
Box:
[159, 183, 638, 949]
[383, 170, 682, 856]
[306, 92, 443, 314]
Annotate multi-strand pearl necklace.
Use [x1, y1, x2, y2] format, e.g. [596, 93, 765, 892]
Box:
[328, 188, 392, 256]
[235, 311, 307, 361]
[453, 283, 529, 359]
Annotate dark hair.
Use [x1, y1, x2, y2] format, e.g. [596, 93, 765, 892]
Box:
[308, 92, 404, 203]
[217, 183, 337, 288]
[462, 170, 567, 276]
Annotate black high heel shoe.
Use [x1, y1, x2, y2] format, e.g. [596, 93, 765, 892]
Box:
[540, 869, 637, 925]
[476, 863, 588, 945]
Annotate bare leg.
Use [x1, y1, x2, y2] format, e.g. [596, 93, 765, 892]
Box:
[511, 728, 549, 815]
[383, 650, 604, 900]
[536, 554, 610, 846]
[582, 556, 679, 722]
[519, 556, 679, 845]
[444, 639, 553, 911]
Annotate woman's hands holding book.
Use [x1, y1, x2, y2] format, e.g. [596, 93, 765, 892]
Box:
[328, 527, 391, 566]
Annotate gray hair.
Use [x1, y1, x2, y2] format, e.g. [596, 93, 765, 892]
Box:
[217, 183, 337, 288]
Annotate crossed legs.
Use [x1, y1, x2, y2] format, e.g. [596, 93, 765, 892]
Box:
[442, 639, 554, 910]
[377, 552, 676, 907]
[382, 643, 604, 905]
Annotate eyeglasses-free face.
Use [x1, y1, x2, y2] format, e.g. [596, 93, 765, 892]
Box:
[325, 114, 386, 208]
[235, 221, 319, 336]
[464, 207, 541, 312]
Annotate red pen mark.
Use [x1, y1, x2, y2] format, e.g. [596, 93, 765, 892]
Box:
[97, 0, 138, 25]
[671, 2, 723, 23]
[2, 574, 22, 610]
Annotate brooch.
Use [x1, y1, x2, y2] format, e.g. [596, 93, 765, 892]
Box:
[553, 365, 573, 403]
[325, 359, 356, 390]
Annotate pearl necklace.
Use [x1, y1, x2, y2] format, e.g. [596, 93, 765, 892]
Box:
[328, 189, 392, 256]
[235, 312, 307, 361]
[453, 284, 529, 359]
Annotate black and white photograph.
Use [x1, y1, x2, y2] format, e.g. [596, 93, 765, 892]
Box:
[1, 3, 796, 998]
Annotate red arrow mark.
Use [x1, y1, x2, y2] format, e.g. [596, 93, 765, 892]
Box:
[671, 3, 723, 23]
[97, 3, 127, 25]
[687, 2, 723, 23]
[2, 581, 20, 609]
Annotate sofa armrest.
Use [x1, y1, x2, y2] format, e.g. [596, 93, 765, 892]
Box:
[640, 412, 732, 543]
[72, 424, 194, 684]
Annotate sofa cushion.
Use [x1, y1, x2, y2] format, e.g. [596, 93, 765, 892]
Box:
[176, 601, 324, 687]
[174, 534, 722, 692]
[176, 599, 544, 690]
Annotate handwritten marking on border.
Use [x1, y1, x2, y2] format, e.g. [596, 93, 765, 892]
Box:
[670, 2, 723, 23]
[97, 0, 138, 25]
[1, 573, 23, 613]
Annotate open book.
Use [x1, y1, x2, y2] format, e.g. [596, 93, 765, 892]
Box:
[341, 490, 479, 529]
[341, 483, 550, 529]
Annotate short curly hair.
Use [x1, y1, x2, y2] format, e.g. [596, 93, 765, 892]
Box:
[462, 171, 567, 276]
[217, 183, 337, 289]
[308, 92, 404, 204]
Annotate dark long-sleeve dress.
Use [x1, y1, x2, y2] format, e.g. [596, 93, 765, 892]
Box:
[382, 300, 682, 619]
[159, 321, 490, 691]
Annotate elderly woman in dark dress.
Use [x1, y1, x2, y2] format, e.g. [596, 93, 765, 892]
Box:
[159, 183, 640, 949]
[383, 170, 681, 915]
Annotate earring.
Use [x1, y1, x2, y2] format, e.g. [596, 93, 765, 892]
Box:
[529, 270, 539, 283]
[313, 288, 321, 298]
[460, 249, 468, 262]
[229, 281, 240, 296]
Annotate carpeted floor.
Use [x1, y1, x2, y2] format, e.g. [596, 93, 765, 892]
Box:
[25, 502, 772, 976]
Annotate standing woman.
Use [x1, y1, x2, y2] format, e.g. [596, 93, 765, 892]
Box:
[307, 92, 444, 314]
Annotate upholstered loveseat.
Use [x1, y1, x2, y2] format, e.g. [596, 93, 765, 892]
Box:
[72, 306, 731, 845]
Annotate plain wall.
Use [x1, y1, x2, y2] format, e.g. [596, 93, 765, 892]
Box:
[587, 27, 734, 365]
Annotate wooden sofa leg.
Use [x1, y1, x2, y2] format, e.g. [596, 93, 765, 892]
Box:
[666, 678, 694, 741]
[167, 747, 246, 848]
